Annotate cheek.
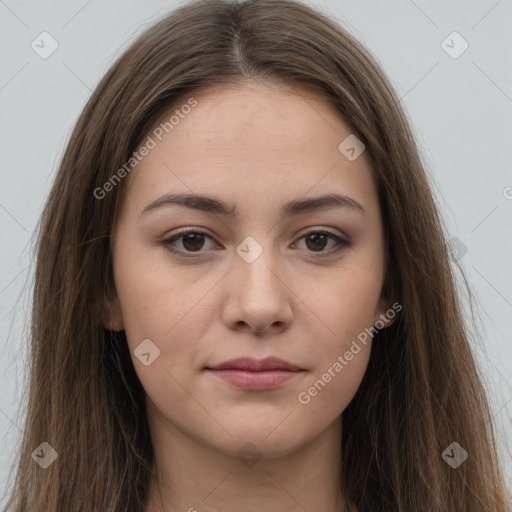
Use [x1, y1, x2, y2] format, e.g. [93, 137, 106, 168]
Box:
[111, 248, 219, 396]
[298, 267, 380, 396]
[290, 270, 380, 423]
[112, 241, 203, 340]
[296, 308, 373, 421]
[310, 263, 383, 342]
[297, 345, 371, 412]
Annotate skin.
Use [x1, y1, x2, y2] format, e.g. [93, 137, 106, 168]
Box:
[106, 79, 396, 512]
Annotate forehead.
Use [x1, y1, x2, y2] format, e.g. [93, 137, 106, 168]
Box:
[153, 80, 352, 149]
[122, 80, 377, 219]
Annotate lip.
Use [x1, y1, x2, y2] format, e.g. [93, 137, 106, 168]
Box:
[205, 357, 305, 390]
[207, 356, 302, 371]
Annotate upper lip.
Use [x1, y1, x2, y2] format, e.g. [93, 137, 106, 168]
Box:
[207, 357, 302, 371]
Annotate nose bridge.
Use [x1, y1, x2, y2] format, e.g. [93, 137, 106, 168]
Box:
[223, 234, 292, 332]
[234, 234, 282, 301]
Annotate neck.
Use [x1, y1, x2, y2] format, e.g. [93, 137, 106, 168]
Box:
[144, 409, 348, 512]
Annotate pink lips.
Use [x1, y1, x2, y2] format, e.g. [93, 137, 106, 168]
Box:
[206, 357, 305, 390]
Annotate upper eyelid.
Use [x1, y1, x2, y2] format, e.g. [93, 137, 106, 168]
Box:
[164, 227, 345, 241]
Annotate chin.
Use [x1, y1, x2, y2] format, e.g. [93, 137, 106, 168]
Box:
[209, 426, 310, 461]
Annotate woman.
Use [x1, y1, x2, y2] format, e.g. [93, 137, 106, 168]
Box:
[2, 0, 510, 510]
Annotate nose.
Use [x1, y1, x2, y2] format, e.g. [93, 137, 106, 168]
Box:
[220, 244, 294, 335]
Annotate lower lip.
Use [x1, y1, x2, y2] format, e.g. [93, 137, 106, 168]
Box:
[206, 369, 303, 390]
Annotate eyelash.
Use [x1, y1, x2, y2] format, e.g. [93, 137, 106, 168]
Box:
[158, 228, 350, 259]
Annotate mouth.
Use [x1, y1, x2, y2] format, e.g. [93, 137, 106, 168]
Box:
[205, 357, 306, 390]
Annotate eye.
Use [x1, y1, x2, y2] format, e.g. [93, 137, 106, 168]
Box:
[294, 229, 349, 256]
[158, 228, 349, 258]
[160, 229, 217, 257]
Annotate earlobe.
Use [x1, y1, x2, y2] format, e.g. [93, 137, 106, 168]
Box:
[374, 297, 398, 329]
[104, 295, 124, 331]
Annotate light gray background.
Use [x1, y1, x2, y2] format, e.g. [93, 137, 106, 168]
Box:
[1, 0, 511, 504]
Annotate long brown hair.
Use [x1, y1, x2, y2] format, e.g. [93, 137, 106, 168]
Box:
[2, 0, 509, 510]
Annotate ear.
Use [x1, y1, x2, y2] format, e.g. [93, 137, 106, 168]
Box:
[104, 294, 124, 332]
[374, 296, 399, 329]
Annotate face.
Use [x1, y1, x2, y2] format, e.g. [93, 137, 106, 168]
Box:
[107, 80, 394, 459]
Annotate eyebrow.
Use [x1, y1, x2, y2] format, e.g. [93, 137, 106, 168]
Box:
[140, 192, 365, 218]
